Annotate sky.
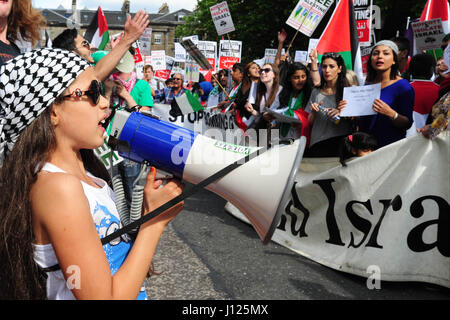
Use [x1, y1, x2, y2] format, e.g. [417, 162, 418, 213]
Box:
[32, 0, 197, 13]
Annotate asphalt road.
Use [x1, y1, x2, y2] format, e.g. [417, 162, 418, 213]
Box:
[145, 186, 450, 301]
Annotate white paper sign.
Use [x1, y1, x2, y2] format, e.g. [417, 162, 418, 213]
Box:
[294, 51, 308, 63]
[210, 1, 235, 36]
[307, 38, 319, 63]
[341, 83, 380, 117]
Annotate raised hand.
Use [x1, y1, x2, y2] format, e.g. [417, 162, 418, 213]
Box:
[122, 10, 150, 45]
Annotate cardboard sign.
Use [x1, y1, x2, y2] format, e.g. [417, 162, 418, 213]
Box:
[412, 18, 446, 52]
[154, 56, 175, 81]
[286, 0, 334, 37]
[210, 1, 235, 36]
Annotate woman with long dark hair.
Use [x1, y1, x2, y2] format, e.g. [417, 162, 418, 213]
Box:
[271, 62, 313, 144]
[233, 62, 260, 130]
[0, 48, 184, 299]
[305, 52, 353, 157]
[359, 40, 414, 147]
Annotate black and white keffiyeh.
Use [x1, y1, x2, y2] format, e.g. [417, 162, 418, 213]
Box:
[0, 48, 90, 164]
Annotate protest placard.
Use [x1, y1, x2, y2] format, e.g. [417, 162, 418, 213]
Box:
[155, 56, 175, 81]
[341, 83, 380, 117]
[210, 1, 235, 36]
[294, 50, 308, 63]
[198, 41, 218, 73]
[264, 49, 278, 64]
[411, 18, 446, 52]
[174, 42, 186, 62]
[353, 0, 373, 47]
[219, 40, 242, 69]
[286, 0, 334, 37]
[139, 28, 152, 56]
[151, 50, 166, 71]
[307, 38, 319, 63]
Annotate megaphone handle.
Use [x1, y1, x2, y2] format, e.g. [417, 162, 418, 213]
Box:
[100, 146, 269, 245]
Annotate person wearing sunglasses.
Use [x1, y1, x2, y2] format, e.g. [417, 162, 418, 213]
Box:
[158, 73, 186, 105]
[52, 10, 149, 83]
[305, 52, 353, 157]
[0, 0, 45, 66]
[0, 48, 184, 300]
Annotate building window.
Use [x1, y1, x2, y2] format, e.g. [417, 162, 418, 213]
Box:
[154, 33, 162, 45]
[178, 14, 185, 22]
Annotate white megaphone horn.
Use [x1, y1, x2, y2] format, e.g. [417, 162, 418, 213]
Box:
[108, 110, 306, 244]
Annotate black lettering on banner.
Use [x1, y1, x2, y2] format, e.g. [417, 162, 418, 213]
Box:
[346, 200, 373, 248]
[313, 179, 345, 246]
[278, 182, 310, 237]
[365, 196, 402, 249]
[407, 196, 450, 257]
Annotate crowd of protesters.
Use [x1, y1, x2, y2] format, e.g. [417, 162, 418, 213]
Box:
[0, 0, 449, 300]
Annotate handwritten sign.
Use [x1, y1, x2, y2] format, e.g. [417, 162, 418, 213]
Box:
[341, 83, 380, 117]
[210, 1, 235, 36]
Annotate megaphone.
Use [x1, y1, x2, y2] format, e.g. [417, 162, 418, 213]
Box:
[108, 110, 306, 244]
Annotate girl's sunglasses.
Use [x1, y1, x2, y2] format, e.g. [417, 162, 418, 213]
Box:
[60, 80, 102, 105]
[259, 68, 272, 74]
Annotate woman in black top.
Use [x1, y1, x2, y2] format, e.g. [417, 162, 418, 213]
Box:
[0, 0, 45, 66]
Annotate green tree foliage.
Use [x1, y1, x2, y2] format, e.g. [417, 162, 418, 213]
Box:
[176, 0, 429, 63]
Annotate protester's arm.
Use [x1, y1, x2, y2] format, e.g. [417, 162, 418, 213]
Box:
[94, 11, 149, 81]
[275, 29, 287, 67]
[309, 49, 321, 87]
[31, 168, 183, 300]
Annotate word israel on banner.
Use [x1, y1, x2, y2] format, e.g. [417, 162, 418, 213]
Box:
[286, 0, 335, 37]
[226, 133, 450, 289]
[210, 1, 235, 36]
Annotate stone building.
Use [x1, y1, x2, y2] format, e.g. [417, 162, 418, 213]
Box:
[40, 2, 191, 56]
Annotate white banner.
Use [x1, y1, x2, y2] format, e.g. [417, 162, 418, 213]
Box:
[226, 133, 450, 288]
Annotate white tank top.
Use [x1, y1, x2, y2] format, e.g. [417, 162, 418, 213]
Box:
[32, 163, 146, 300]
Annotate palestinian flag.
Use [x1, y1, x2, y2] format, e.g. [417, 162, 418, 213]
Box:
[420, 0, 450, 33]
[173, 91, 204, 116]
[316, 0, 363, 83]
[84, 7, 110, 50]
